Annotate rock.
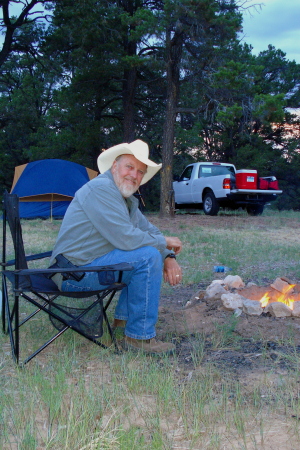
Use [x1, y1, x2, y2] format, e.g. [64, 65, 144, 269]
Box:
[204, 283, 227, 300]
[292, 302, 300, 317]
[246, 282, 257, 288]
[223, 275, 245, 289]
[264, 302, 292, 318]
[280, 276, 295, 285]
[270, 277, 294, 295]
[242, 299, 263, 316]
[186, 290, 205, 308]
[221, 293, 244, 310]
[184, 300, 193, 308]
[234, 308, 242, 317]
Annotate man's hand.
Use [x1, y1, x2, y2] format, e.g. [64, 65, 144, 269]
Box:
[163, 257, 182, 286]
[165, 236, 183, 255]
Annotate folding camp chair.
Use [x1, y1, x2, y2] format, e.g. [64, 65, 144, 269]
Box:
[1, 191, 133, 366]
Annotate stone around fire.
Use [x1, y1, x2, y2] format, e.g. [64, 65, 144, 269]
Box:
[223, 275, 245, 289]
[242, 298, 263, 316]
[292, 302, 300, 317]
[221, 293, 244, 310]
[264, 302, 292, 317]
[204, 283, 227, 300]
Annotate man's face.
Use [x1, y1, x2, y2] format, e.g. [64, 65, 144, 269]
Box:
[111, 154, 147, 198]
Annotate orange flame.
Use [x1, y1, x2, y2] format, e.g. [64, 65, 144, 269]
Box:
[260, 293, 270, 308]
[260, 285, 296, 310]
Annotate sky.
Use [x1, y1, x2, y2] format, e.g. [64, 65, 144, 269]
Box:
[2, 1, 300, 66]
[241, 0, 300, 64]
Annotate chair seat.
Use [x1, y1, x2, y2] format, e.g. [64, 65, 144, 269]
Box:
[4, 271, 125, 297]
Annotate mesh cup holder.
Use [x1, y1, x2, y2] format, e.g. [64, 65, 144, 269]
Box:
[49, 299, 103, 339]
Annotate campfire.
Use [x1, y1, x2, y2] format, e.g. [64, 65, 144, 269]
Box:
[260, 280, 296, 310]
[202, 275, 300, 318]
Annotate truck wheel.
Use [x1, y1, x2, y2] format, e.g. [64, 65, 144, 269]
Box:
[203, 192, 220, 216]
[246, 204, 264, 216]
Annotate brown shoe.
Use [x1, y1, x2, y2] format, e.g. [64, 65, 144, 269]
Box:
[111, 319, 126, 337]
[112, 319, 126, 330]
[124, 336, 175, 355]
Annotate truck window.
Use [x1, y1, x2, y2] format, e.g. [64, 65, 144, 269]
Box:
[199, 166, 212, 178]
[199, 165, 235, 178]
[179, 166, 193, 181]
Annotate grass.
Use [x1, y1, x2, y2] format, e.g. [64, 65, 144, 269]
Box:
[172, 208, 300, 286]
[2, 210, 300, 448]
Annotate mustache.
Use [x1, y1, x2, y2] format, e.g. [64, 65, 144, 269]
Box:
[124, 177, 137, 184]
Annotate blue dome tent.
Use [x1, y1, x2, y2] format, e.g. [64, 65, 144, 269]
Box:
[11, 159, 98, 219]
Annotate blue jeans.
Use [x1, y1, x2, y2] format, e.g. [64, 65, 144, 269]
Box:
[61, 246, 163, 340]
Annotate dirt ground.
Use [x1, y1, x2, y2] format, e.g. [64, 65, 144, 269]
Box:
[147, 212, 300, 376]
[3, 213, 300, 449]
[147, 212, 300, 448]
[158, 286, 300, 374]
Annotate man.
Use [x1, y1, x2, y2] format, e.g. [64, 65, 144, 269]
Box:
[50, 139, 183, 355]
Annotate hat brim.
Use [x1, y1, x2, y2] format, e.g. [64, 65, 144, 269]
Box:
[97, 141, 162, 185]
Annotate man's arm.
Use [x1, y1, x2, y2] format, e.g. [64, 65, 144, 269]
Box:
[165, 236, 182, 255]
[80, 182, 167, 253]
[163, 257, 182, 286]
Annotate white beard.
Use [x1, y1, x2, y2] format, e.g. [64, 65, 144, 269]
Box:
[113, 170, 138, 198]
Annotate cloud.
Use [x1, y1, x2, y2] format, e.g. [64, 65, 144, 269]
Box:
[241, 0, 300, 63]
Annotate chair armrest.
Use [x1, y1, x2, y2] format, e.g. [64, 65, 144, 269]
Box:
[26, 251, 53, 261]
[11, 262, 133, 276]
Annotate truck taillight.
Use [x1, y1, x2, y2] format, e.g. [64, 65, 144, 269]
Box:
[223, 178, 231, 189]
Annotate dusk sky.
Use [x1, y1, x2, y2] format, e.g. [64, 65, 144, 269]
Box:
[241, 0, 300, 64]
[2, 1, 300, 66]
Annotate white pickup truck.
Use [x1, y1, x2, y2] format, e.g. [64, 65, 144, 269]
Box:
[173, 162, 282, 216]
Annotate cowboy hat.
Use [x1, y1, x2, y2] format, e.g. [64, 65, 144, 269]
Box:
[97, 139, 162, 185]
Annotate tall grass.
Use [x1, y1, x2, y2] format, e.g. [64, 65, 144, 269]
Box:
[1, 211, 300, 448]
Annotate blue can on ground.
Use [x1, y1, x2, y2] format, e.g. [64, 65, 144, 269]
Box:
[213, 266, 232, 273]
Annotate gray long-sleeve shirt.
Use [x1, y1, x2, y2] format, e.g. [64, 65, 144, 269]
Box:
[50, 170, 169, 266]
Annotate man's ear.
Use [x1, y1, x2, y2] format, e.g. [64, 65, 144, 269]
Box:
[111, 160, 117, 173]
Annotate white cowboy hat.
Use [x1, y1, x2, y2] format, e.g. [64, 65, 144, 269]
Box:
[97, 139, 162, 185]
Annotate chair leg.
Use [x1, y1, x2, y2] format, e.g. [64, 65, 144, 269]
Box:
[3, 284, 123, 364]
[2, 277, 6, 334]
[102, 290, 122, 352]
[103, 308, 119, 352]
[23, 326, 70, 366]
[15, 293, 20, 363]
[4, 290, 19, 364]
[103, 289, 117, 312]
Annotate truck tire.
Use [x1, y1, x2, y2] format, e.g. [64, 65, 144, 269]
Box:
[246, 204, 264, 216]
[203, 192, 220, 216]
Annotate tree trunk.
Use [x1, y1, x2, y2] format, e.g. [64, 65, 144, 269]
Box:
[159, 25, 183, 218]
[122, 66, 137, 142]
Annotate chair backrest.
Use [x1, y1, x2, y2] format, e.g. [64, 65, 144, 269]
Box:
[3, 191, 28, 270]
[3, 191, 31, 288]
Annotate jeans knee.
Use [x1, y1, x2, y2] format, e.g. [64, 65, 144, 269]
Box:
[146, 246, 160, 258]
[143, 246, 163, 271]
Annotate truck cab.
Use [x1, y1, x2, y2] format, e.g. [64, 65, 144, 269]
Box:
[174, 162, 235, 214]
